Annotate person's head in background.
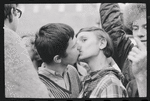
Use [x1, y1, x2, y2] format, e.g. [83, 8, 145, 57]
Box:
[35, 23, 79, 69]
[76, 27, 114, 71]
[22, 34, 42, 71]
[123, 3, 147, 46]
[4, 4, 22, 31]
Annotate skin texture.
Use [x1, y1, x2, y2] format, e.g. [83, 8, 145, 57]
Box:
[132, 17, 147, 45]
[76, 31, 110, 72]
[61, 37, 79, 66]
[77, 32, 100, 63]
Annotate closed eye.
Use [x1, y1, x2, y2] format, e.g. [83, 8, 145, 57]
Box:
[132, 25, 139, 31]
[82, 39, 87, 42]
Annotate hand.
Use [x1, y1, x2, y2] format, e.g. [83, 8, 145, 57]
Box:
[128, 37, 147, 79]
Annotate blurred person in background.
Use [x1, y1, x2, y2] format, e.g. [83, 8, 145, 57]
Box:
[35, 23, 81, 98]
[4, 4, 49, 98]
[99, 3, 147, 97]
[22, 34, 43, 71]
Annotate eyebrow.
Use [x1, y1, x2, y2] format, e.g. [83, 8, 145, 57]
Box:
[79, 35, 86, 39]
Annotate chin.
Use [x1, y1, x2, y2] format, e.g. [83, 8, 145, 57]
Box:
[78, 56, 87, 63]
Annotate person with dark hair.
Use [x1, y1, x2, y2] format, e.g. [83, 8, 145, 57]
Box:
[76, 27, 127, 98]
[35, 23, 81, 98]
[4, 4, 49, 97]
[99, 3, 147, 97]
[22, 34, 43, 71]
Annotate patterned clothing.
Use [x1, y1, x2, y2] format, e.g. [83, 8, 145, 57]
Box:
[4, 26, 49, 98]
[38, 64, 81, 98]
[39, 74, 71, 98]
[39, 63, 70, 91]
[78, 67, 128, 98]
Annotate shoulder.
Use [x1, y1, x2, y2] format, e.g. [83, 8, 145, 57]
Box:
[90, 74, 127, 98]
[96, 73, 125, 92]
[67, 65, 79, 75]
[67, 65, 82, 83]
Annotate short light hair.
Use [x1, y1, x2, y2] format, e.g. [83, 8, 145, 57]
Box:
[76, 27, 114, 58]
[123, 3, 146, 30]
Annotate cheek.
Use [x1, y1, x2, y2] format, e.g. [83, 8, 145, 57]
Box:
[64, 48, 79, 62]
[142, 29, 147, 36]
[82, 41, 99, 55]
[132, 31, 137, 37]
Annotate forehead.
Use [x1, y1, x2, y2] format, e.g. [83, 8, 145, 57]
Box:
[77, 32, 96, 38]
[133, 16, 146, 25]
[67, 37, 76, 47]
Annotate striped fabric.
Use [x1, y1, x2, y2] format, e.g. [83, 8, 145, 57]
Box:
[39, 74, 71, 98]
[91, 74, 128, 98]
[78, 68, 128, 98]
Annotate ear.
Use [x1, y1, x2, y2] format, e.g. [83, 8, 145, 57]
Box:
[53, 55, 61, 63]
[99, 38, 107, 49]
[11, 8, 17, 17]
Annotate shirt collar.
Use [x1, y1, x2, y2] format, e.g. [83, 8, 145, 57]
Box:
[4, 25, 17, 36]
[39, 63, 68, 77]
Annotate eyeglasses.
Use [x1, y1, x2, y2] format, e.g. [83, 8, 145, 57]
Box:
[15, 8, 22, 18]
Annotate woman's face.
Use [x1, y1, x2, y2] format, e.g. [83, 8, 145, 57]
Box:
[76, 32, 100, 62]
[132, 16, 147, 46]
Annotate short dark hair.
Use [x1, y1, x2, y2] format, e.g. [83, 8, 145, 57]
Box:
[4, 4, 18, 22]
[76, 27, 114, 58]
[35, 23, 74, 64]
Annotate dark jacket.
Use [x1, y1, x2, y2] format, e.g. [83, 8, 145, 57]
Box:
[100, 3, 134, 70]
[99, 3, 138, 97]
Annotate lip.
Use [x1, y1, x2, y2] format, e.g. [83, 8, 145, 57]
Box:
[79, 51, 82, 55]
[141, 40, 147, 42]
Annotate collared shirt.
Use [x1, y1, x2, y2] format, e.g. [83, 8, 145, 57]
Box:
[78, 67, 128, 98]
[38, 63, 82, 98]
[38, 63, 70, 90]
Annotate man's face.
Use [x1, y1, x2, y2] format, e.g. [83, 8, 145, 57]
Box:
[132, 16, 147, 46]
[61, 37, 79, 65]
[76, 32, 100, 62]
[11, 5, 22, 31]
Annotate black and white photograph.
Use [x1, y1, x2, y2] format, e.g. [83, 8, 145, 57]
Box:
[4, 3, 147, 99]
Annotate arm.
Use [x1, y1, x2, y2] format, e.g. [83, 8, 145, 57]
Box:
[127, 37, 147, 97]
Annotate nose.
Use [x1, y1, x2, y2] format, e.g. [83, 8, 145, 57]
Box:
[77, 44, 81, 51]
[76, 41, 81, 51]
[137, 29, 145, 39]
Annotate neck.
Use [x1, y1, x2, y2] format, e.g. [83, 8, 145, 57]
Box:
[4, 20, 15, 31]
[87, 52, 109, 72]
[45, 62, 67, 76]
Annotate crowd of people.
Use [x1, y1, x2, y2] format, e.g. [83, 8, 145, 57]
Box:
[4, 3, 147, 98]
